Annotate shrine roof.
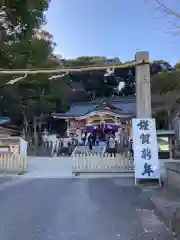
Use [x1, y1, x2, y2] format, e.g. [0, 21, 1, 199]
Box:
[52, 96, 136, 119]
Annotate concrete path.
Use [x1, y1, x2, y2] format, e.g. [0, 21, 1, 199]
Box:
[24, 157, 73, 178]
[23, 157, 134, 179]
[0, 177, 175, 240]
[19, 157, 176, 180]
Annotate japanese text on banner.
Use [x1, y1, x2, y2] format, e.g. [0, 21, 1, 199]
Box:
[132, 118, 159, 180]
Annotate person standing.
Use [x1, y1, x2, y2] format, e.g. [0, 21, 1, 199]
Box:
[108, 136, 116, 153]
[88, 133, 93, 151]
[96, 135, 99, 146]
[129, 139, 134, 160]
[81, 132, 86, 145]
[92, 133, 96, 146]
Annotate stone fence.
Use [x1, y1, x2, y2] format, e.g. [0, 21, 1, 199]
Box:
[164, 161, 180, 194]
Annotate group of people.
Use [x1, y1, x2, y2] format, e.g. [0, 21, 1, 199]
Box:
[83, 133, 100, 150]
[81, 131, 117, 151]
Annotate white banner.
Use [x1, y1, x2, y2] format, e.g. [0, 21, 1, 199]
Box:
[132, 118, 160, 180]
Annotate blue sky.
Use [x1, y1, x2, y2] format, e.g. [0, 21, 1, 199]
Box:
[45, 0, 180, 64]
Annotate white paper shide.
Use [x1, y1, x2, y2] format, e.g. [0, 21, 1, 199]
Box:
[132, 118, 160, 180]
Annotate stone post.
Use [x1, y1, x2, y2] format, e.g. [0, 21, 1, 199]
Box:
[135, 51, 152, 118]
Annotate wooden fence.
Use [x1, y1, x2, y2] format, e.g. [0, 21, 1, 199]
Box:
[72, 153, 134, 173]
[0, 154, 28, 174]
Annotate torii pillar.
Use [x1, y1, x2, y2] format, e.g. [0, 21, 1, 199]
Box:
[135, 51, 152, 118]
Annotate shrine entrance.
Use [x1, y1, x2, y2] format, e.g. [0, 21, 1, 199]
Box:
[86, 122, 119, 140]
[52, 51, 151, 173]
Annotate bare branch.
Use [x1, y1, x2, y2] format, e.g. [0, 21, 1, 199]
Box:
[153, 0, 180, 19]
[145, 0, 180, 33]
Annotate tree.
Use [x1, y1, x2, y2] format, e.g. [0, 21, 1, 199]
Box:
[151, 70, 180, 94]
[175, 61, 180, 69]
[62, 56, 121, 68]
[151, 68, 180, 129]
[118, 61, 173, 96]
[1, 0, 177, 136]
[0, 0, 64, 142]
[152, 91, 180, 129]
[120, 69, 135, 96]
[151, 60, 172, 74]
[0, 0, 50, 39]
[0, 0, 51, 68]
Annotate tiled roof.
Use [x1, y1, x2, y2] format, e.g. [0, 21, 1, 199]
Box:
[53, 96, 136, 118]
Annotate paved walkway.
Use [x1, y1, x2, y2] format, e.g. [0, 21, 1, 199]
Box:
[24, 157, 73, 178]
[23, 157, 134, 179]
[0, 177, 175, 240]
[12, 155, 175, 183]
[22, 157, 170, 179]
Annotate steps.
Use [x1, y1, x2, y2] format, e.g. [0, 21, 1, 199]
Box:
[72, 141, 106, 155]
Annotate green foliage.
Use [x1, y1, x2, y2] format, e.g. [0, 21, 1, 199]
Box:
[175, 61, 180, 69]
[0, 0, 63, 130]
[1, 0, 50, 39]
[151, 71, 180, 94]
[0, 1, 55, 70]
[62, 56, 121, 68]
[151, 68, 180, 127]
[1, 0, 180, 133]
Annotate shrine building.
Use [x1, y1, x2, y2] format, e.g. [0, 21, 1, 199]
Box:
[52, 96, 136, 138]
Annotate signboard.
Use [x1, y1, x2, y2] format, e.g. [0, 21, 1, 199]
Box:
[132, 118, 160, 184]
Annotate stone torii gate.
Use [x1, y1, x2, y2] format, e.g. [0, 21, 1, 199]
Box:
[0, 51, 152, 119]
[0, 51, 153, 157]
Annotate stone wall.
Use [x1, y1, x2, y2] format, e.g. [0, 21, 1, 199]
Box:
[164, 161, 180, 194]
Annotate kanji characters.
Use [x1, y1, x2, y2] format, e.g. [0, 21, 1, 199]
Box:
[142, 163, 154, 177]
[140, 133, 150, 144]
[141, 148, 151, 160]
[133, 119, 159, 181]
[140, 75, 149, 84]
[137, 120, 149, 131]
